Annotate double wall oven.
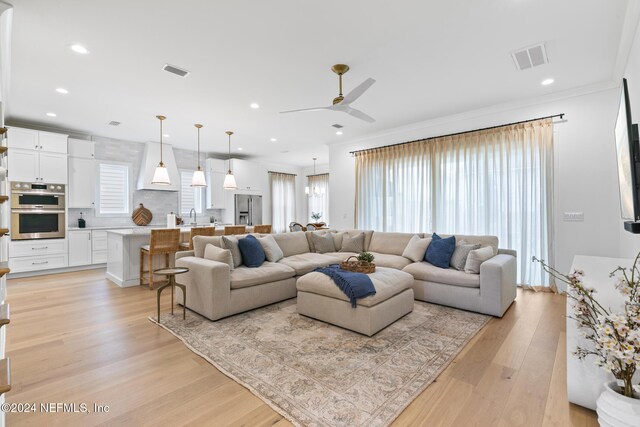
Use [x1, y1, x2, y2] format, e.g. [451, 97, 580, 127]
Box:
[10, 182, 65, 240]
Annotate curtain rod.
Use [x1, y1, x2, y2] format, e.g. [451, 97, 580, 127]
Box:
[306, 173, 329, 178]
[268, 171, 297, 176]
[349, 113, 565, 155]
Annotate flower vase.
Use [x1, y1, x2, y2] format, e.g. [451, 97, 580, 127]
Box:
[596, 381, 640, 427]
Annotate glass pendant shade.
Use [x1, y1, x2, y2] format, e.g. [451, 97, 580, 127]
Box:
[223, 172, 237, 190]
[191, 168, 207, 187]
[152, 164, 171, 185]
[152, 115, 171, 185]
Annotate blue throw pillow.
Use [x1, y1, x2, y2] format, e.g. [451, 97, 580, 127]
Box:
[238, 235, 266, 268]
[424, 233, 456, 269]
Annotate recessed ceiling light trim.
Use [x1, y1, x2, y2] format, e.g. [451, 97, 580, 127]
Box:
[270, 138, 277, 142]
[541, 78, 555, 86]
[46, 112, 57, 117]
[250, 103, 260, 109]
[336, 131, 343, 135]
[56, 88, 69, 94]
[162, 64, 190, 78]
[70, 44, 89, 54]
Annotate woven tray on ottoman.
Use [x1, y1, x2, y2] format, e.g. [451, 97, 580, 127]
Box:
[296, 267, 414, 336]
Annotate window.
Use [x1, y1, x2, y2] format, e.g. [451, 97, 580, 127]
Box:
[270, 172, 296, 233]
[97, 162, 129, 215]
[180, 170, 203, 215]
[355, 120, 554, 287]
[307, 173, 329, 224]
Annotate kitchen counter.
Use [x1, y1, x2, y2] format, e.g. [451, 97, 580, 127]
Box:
[68, 223, 233, 231]
[105, 225, 254, 287]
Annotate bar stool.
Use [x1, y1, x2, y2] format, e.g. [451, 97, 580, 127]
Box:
[224, 225, 246, 235]
[253, 224, 272, 234]
[140, 229, 180, 290]
[179, 227, 216, 250]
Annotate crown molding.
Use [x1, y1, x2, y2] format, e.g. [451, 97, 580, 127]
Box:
[325, 79, 619, 149]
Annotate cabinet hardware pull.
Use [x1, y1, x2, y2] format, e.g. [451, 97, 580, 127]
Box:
[31, 247, 48, 250]
[31, 261, 48, 265]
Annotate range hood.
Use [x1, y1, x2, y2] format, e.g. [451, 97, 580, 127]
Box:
[137, 142, 180, 191]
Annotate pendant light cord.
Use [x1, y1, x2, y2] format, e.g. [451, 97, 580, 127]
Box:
[157, 115, 166, 166]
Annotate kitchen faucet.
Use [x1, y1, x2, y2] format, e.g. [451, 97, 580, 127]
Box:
[189, 208, 197, 226]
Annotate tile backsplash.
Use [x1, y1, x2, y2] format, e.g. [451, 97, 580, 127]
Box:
[68, 136, 222, 228]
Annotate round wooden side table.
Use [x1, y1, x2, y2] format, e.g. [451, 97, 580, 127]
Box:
[154, 267, 188, 323]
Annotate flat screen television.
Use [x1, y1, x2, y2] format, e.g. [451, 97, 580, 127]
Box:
[615, 78, 640, 233]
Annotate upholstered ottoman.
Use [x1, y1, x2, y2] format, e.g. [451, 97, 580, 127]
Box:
[296, 267, 414, 336]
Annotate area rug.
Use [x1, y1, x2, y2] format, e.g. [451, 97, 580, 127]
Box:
[151, 299, 489, 427]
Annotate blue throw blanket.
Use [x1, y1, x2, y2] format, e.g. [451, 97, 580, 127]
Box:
[314, 264, 376, 308]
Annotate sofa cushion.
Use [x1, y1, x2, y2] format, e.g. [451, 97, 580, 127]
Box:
[230, 262, 296, 289]
[438, 234, 499, 256]
[272, 231, 310, 257]
[305, 230, 335, 252]
[368, 232, 420, 256]
[403, 262, 480, 288]
[323, 252, 358, 263]
[297, 267, 414, 307]
[340, 232, 365, 253]
[203, 243, 234, 270]
[222, 236, 243, 268]
[256, 234, 284, 262]
[402, 235, 432, 262]
[193, 235, 224, 258]
[369, 252, 413, 270]
[237, 235, 266, 268]
[464, 246, 495, 274]
[333, 230, 374, 251]
[310, 232, 336, 253]
[278, 253, 338, 275]
[450, 241, 481, 271]
[424, 233, 456, 268]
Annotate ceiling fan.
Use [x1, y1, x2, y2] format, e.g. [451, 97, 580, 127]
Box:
[280, 64, 376, 123]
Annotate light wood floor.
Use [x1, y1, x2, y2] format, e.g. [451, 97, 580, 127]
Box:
[4, 268, 597, 426]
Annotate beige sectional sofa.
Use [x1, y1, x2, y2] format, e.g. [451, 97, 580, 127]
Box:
[174, 230, 517, 322]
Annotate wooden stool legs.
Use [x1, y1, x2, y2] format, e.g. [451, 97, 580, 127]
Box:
[140, 250, 173, 290]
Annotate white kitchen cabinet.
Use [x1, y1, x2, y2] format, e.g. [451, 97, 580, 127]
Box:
[68, 139, 95, 158]
[8, 127, 67, 153]
[68, 157, 95, 207]
[8, 148, 39, 182]
[8, 127, 39, 150]
[230, 159, 265, 192]
[91, 230, 108, 264]
[206, 158, 226, 174]
[9, 148, 67, 183]
[39, 152, 68, 183]
[68, 230, 92, 266]
[9, 238, 68, 273]
[206, 171, 227, 209]
[38, 132, 68, 153]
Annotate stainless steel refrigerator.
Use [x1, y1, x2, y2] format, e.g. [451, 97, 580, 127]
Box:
[235, 194, 262, 226]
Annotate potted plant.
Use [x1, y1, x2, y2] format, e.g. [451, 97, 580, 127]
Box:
[534, 255, 640, 425]
[311, 212, 322, 222]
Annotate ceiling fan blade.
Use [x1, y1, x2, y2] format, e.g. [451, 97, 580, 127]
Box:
[341, 78, 376, 105]
[279, 106, 331, 114]
[345, 107, 376, 123]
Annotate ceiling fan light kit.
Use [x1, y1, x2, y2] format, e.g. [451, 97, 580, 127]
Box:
[280, 64, 377, 123]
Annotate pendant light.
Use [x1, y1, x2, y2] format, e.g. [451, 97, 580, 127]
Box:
[191, 123, 207, 187]
[152, 115, 171, 185]
[305, 158, 321, 197]
[223, 131, 238, 190]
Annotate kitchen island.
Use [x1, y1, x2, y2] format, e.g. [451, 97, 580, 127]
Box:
[106, 225, 254, 287]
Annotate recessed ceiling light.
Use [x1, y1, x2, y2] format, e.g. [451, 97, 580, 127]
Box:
[163, 134, 170, 138]
[237, 147, 243, 151]
[70, 44, 89, 54]
[541, 78, 554, 86]
[56, 88, 69, 94]
[336, 131, 343, 135]
[270, 138, 277, 142]
[250, 103, 260, 109]
[46, 112, 57, 117]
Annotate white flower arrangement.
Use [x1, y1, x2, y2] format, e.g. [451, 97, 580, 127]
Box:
[534, 255, 640, 398]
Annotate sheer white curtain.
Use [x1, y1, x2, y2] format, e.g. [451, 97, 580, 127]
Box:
[307, 173, 330, 224]
[271, 172, 297, 233]
[355, 119, 554, 287]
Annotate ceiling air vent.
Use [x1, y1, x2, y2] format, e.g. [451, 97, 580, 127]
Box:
[108, 121, 121, 126]
[511, 43, 548, 71]
[162, 64, 190, 78]
[332, 124, 344, 128]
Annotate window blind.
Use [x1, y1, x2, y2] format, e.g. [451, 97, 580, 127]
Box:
[180, 170, 203, 215]
[98, 163, 129, 214]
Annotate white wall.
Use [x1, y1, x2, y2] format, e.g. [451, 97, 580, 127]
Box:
[329, 88, 621, 277]
[620, 20, 640, 258]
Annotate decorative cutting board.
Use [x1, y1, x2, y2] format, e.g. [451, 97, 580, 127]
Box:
[132, 203, 152, 226]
